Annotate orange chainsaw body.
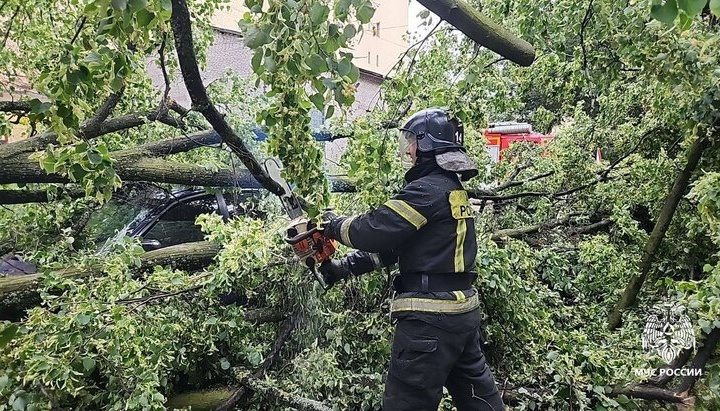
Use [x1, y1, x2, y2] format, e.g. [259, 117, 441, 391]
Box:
[285, 216, 337, 269]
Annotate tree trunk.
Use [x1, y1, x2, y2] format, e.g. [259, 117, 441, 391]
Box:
[416, 0, 535, 66]
[165, 379, 332, 411]
[608, 136, 709, 330]
[0, 241, 221, 319]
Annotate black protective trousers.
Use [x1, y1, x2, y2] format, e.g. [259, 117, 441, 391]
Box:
[382, 310, 505, 411]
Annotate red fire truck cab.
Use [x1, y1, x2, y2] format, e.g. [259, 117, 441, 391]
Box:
[484, 122, 554, 162]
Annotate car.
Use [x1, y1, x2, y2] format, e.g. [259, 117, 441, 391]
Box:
[86, 184, 263, 253]
[0, 184, 262, 277]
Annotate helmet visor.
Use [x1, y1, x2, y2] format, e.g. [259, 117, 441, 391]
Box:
[398, 130, 416, 169]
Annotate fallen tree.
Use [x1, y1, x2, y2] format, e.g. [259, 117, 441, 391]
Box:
[0, 241, 221, 320]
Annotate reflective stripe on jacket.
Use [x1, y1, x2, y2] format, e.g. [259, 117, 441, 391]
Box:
[325, 161, 477, 276]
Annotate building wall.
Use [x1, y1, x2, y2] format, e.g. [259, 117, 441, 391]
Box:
[210, 0, 408, 76]
[146, 29, 383, 120]
[351, 0, 408, 75]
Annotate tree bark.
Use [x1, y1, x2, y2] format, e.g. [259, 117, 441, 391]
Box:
[610, 384, 688, 403]
[608, 136, 709, 330]
[165, 379, 331, 411]
[0, 241, 221, 319]
[416, 0, 535, 66]
[115, 130, 221, 157]
[0, 109, 182, 160]
[0, 149, 255, 186]
[489, 218, 612, 242]
[169, 0, 285, 197]
[0, 188, 85, 204]
[676, 327, 720, 394]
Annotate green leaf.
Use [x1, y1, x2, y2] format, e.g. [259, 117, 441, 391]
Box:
[88, 151, 103, 165]
[76, 313, 92, 325]
[310, 3, 330, 25]
[337, 58, 351, 76]
[310, 93, 324, 111]
[356, 2, 375, 24]
[307, 54, 328, 73]
[677, 12, 693, 29]
[325, 105, 335, 119]
[343, 24, 357, 40]
[0, 324, 18, 348]
[651, 0, 679, 25]
[711, 0, 720, 16]
[263, 56, 277, 72]
[245, 26, 270, 48]
[82, 357, 97, 372]
[110, 75, 124, 92]
[248, 351, 262, 366]
[129, 0, 148, 11]
[251, 49, 263, 72]
[136, 9, 154, 26]
[677, 0, 706, 16]
[417, 9, 430, 19]
[220, 357, 230, 370]
[12, 397, 25, 411]
[348, 63, 360, 83]
[111, 0, 127, 10]
[334, 0, 352, 19]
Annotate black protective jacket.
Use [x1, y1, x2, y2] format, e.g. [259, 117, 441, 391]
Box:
[325, 160, 476, 279]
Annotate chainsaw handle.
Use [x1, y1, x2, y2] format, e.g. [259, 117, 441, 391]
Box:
[285, 226, 319, 245]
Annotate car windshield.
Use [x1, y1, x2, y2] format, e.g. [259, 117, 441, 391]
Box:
[83, 184, 175, 251]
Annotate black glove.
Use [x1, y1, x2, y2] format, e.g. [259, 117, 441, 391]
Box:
[319, 258, 351, 288]
[318, 208, 338, 231]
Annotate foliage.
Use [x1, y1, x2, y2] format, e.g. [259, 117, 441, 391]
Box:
[239, 0, 374, 214]
[2, 0, 720, 409]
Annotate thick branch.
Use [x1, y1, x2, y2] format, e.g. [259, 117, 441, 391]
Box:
[610, 384, 687, 403]
[490, 216, 575, 241]
[0, 241, 222, 318]
[676, 327, 720, 394]
[82, 88, 125, 129]
[416, 0, 535, 66]
[114, 130, 221, 157]
[0, 151, 260, 188]
[608, 136, 709, 330]
[472, 191, 547, 201]
[170, 0, 284, 197]
[0, 109, 183, 158]
[0, 188, 85, 204]
[0, 100, 31, 113]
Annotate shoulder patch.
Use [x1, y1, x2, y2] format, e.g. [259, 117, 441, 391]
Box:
[448, 190, 473, 219]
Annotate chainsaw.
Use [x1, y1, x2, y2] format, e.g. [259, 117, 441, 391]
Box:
[264, 158, 337, 289]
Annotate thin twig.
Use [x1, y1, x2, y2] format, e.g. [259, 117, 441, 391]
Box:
[158, 33, 171, 106]
[579, 0, 594, 74]
[70, 16, 87, 45]
[2, 6, 20, 47]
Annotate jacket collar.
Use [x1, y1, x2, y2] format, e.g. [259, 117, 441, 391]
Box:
[404, 159, 443, 183]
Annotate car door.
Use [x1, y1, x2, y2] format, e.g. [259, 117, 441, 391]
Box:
[137, 190, 258, 251]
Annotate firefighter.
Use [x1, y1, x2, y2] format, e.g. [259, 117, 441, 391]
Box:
[320, 108, 505, 411]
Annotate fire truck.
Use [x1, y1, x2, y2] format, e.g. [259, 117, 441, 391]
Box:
[484, 122, 554, 162]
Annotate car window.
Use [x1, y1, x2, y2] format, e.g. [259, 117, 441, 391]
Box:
[84, 200, 148, 248]
[141, 196, 220, 249]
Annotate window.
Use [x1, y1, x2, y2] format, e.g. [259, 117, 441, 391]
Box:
[142, 196, 219, 249]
